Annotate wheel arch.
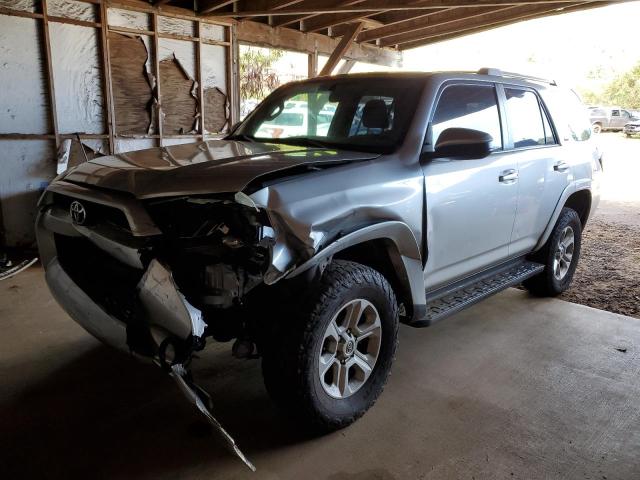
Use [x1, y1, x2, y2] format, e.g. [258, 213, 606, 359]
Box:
[564, 189, 592, 227]
[534, 186, 592, 252]
[286, 221, 426, 324]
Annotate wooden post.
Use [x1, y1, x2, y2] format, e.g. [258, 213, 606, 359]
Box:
[40, 0, 60, 148]
[196, 21, 206, 139]
[152, 12, 163, 147]
[337, 59, 356, 74]
[307, 45, 318, 78]
[319, 22, 363, 77]
[100, 1, 117, 154]
[228, 23, 240, 125]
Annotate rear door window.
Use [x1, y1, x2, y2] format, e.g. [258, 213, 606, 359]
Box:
[431, 84, 503, 150]
[504, 88, 553, 148]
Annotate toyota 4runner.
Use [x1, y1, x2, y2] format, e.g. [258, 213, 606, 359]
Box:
[37, 68, 601, 456]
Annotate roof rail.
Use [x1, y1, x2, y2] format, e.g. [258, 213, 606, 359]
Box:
[477, 67, 557, 86]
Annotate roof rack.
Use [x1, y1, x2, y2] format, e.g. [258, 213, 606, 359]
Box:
[477, 68, 557, 86]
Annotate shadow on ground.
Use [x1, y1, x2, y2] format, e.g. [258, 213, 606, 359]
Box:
[0, 343, 313, 479]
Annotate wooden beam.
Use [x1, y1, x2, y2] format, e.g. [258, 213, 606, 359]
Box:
[319, 22, 363, 76]
[236, 19, 401, 67]
[384, 1, 584, 47]
[154, 0, 173, 5]
[359, 5, 500, 43]
[0, 6, 43, 19]
[205, 0, 614, 17]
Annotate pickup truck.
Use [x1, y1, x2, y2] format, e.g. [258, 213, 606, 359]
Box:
[589, 106, 638, 133]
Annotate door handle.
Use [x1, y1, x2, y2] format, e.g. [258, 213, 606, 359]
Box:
[554, 161, 570, 172]
[499, 169, 518, 183]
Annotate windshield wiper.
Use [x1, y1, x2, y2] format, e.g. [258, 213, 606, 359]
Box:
[227, 134, 256, 143]
[277, 137, 329, 149]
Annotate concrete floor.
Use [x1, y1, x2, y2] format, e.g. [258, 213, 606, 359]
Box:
[1, 267, 640, 479]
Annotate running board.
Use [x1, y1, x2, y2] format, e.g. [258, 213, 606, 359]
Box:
[414, 260, 544, 327]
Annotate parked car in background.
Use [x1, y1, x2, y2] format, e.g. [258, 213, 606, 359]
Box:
[589, 106, 638, 133]
[623, 119, 640, 137]
[255, 106, 333, 138]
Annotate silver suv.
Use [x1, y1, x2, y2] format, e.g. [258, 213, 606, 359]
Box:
[37, 69, 601, 438]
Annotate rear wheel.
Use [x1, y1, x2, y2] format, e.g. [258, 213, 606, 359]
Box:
[523, 207, 582, 297]
[592, 123, 602, 134]
[262, 260, 399, 432]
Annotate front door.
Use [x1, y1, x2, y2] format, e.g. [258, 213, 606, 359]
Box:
[422, 83, 518, 290]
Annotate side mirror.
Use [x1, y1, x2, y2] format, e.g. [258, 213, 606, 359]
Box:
[431, 127, 493, 160]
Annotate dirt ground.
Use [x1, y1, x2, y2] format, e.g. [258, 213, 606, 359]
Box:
[558, 133, 640, 319]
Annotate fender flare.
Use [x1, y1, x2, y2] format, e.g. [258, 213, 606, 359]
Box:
[286, 221, 427, 319]
[534, 181, 592, 251]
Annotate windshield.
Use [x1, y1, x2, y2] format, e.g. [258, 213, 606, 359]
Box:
[233, 77, 424, 153]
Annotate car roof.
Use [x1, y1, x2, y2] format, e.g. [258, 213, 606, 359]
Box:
[282, 69, 557, 93]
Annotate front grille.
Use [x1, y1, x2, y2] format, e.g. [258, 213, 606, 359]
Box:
[56, 234, 144, 323]
[52, 193, 131, 232]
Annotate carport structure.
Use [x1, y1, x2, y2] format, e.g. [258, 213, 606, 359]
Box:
[0, 0, 621, 247]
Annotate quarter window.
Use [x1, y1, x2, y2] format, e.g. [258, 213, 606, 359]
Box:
[431, 84, 502, 151]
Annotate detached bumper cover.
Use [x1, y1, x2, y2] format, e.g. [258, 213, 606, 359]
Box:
[45, 255, 206, 357]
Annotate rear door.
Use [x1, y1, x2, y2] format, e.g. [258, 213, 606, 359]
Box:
[500, 85, 569, 256]
[422, 82, 518, 290]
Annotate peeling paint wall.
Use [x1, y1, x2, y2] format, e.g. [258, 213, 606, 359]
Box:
[107, 7, 151, 31]
[110, 32, 154, 134]
[50, 23, 105, 134]
[0, 0, 37, 13]
[0, 15, 50, 134]
[47, 0, 97, 22]
[0, 6, 231, 247]
[202, 43, 229, 133]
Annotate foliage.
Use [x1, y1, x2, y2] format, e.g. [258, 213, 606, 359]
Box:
[240, 47, 284, 101]
[580, 62, 640, 109]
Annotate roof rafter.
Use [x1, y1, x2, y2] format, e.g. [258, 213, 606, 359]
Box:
[381, 1, 588, 47]
[398, 0, 610, 49]
[359, 5, 502, 43]
[202, 0, 614, 17]
[271, 0, 367, 28]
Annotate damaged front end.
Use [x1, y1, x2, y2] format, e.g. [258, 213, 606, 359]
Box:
[37, 186, 299, 471]
[38, 186, 288, 360]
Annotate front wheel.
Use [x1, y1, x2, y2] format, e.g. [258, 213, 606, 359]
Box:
[262, 260, 399, 432]
[523, 207, 582, 296]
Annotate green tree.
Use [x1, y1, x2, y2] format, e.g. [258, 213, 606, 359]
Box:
[239, 47, 283, 101]
[602, 62, 640, 109]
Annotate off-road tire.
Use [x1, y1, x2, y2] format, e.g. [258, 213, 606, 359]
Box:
[262, 260, 399, 432]
[523, 207, 582, 297]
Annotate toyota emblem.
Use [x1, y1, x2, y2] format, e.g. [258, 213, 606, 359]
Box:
[69, 201, 87, 225]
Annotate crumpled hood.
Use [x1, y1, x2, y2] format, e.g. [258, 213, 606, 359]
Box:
[61, 139, 379, 199]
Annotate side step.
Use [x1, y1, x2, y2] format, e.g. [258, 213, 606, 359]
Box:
[414, 260, 544, 327]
